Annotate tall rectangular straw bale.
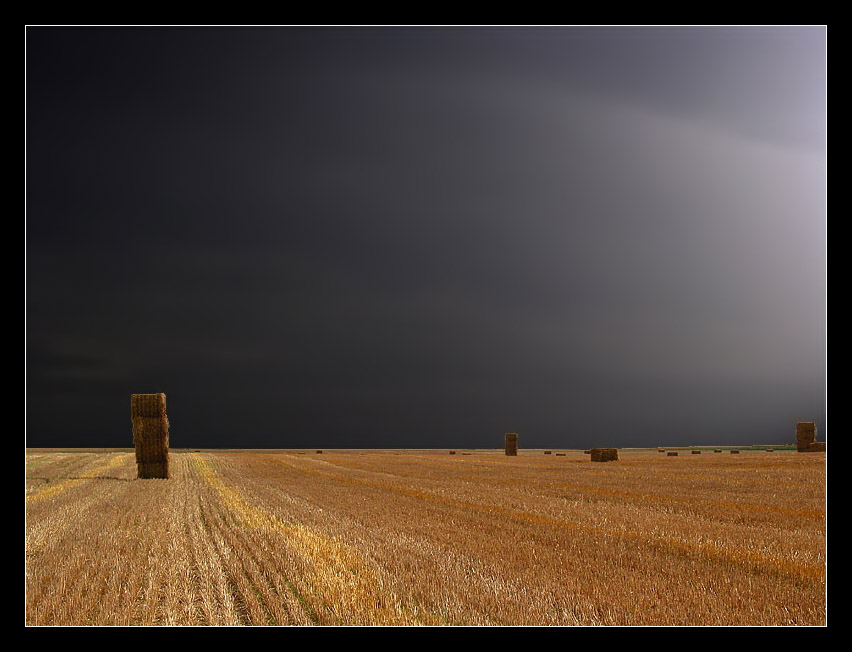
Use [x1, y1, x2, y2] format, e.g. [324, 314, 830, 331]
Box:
[131, 393, 169, 479]
[796, 422, 825, 452]
[796, 422, 817, 451]
[505, 433, 518, 456]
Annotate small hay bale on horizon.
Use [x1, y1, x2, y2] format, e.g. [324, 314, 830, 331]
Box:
[730, 450, 740, 454]
[590, 448, 618, 462]
[544, 451, 552, 455]
[505, 433, 518, 456]
[691, 450, 701, 455]
[796, 421, 817, 452]
[796, 422, 825, 453]
[667, 452, 678, 456]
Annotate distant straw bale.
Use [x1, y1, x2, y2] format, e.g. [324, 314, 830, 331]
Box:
[691, 450, 701, 455]
[131, 393, 169, 479]
[657, 448, 665, 453]
[713, 449, 722, 453]
[796, 422, 825, 453]
[505, 433, 518, 456]
[555, 453, 566, 456]
[730, 450, 740, 454]
[590, 448, 618, 462]
[766, 449, 774, 452]
[449, 451, 456, 455]
[796, 422, 816, 439]
[544, 451, 552, 455]
[583, 450, 591, 455]
[796, 422, 816, 451]
[667, 452, 678, 456]
[316, 450, 323, 454]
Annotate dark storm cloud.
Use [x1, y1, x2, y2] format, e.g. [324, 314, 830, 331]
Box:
[27, 27, 825, 448]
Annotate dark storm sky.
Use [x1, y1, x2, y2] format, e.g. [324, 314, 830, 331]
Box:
[26, 27, 826, 449]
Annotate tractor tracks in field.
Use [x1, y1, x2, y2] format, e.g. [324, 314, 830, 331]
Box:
[190, 453, 431, 625]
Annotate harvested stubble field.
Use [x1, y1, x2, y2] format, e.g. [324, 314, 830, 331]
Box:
[25, 449, 826, 626]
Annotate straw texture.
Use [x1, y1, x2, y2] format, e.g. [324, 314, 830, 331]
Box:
[796, 422, 825, 453]
[505, 433, 518, 456]
[131, 393, 169, 479]
[590, 448, 618, 462]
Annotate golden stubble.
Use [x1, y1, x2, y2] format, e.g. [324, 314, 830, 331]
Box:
[26, 449, 826, 625]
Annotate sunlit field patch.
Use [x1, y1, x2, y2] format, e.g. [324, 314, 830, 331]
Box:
[26, 449, 825, 625]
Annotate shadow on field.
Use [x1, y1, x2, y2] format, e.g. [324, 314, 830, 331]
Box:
[28, 476, 134, 483]
[72, 475, 134, 482]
